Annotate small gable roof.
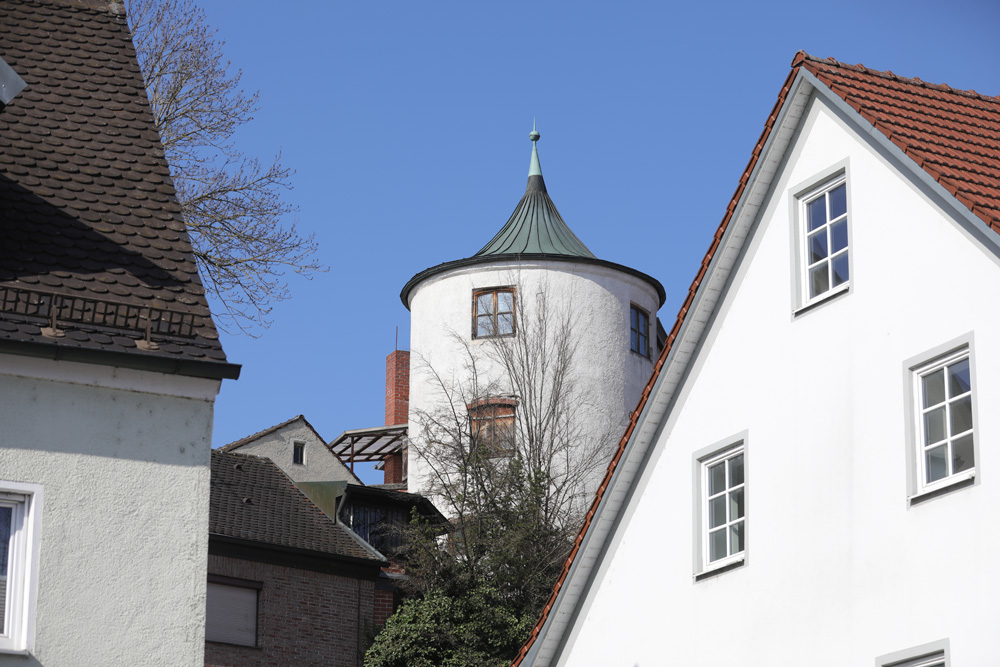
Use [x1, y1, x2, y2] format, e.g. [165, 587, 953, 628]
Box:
[511, 52, 1000, 666]
[210, 450, 384, 565]
[0, 0, 237, 379]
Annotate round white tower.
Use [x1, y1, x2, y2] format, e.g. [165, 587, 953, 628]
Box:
[400, 127, 665, 498]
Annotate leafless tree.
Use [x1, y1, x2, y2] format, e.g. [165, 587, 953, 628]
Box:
[126, 0, 324, 333]
[404, 279, 615, 614]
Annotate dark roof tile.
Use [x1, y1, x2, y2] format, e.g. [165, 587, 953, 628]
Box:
[210, 450, 380, 563]
[0, 0, 236, 375]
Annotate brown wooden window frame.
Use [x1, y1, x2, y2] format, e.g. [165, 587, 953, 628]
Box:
[467, 396, 517, 458]
[472, 287, 516, 339]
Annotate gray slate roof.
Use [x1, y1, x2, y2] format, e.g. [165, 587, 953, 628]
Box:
[0, 0, 237, 377]
[210, 450, 383, 563]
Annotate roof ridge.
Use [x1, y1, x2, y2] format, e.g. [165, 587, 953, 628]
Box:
[798, 51, 1000, 104]
[220, 414, 307, 451]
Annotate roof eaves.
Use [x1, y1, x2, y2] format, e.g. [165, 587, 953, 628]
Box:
[511, 57, 813, 667]
[401, 254, 666, 310]
[0, 336, 240, 380]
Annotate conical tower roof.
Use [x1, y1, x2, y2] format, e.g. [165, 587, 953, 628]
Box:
[400, 126, 665, 309]
[474, 127, 596, 258]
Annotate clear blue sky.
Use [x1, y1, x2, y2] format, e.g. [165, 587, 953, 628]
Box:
[197, 0, 999, 484]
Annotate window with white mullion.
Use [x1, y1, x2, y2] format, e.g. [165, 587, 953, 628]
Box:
[803, 179, 849, 301]
[917, 351, 974, 488]
[704, 449, 745, 565]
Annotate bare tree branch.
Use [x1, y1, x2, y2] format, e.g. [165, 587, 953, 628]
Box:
[127, 0, 325, 334]
[405, 278, 614, 616]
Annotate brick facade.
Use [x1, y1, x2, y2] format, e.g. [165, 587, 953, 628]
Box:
[205, 555, 376, 667]
[384, 350, 410, 427]
[384, 350, 410, 485]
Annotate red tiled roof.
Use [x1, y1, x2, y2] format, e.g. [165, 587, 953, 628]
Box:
[798, 52, 1000, 230]
[510, 52, 1000, 666]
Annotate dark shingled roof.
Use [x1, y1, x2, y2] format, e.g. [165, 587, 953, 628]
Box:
[210, 450, 383, 563]
[0, 0, 237, 378]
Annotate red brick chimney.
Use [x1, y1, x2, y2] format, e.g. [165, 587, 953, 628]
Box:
[383, 350, 409, 485]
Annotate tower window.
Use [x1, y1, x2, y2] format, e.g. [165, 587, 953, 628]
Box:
[630, 305, 649, 357]
[473, 288, 516, 338]
[468, 397, 517, 457]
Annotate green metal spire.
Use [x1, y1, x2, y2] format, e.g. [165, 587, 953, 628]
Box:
[473, 125, 596, 258]
[528, 120, 542, 176]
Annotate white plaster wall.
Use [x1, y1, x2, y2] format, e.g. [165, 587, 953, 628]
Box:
[407, 260, 660, 499]
[0, 356, 220, 667]
[558, 96, 1000, 665]
[229, 420, 360, 485]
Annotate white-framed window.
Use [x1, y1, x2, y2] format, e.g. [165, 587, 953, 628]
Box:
[877, 639, 948, 667]
[0, 481, 41, 654]
[695, 441, 745, 574]
[292, 441, 305, 465]
[206, 576, 261, 647]
[630, 305, 649, 357]
[911, 347, 975, 495]
[799, 176, 849, 306]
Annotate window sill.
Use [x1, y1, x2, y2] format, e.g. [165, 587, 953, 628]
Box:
[909, 471, 975, 506]
[206, 640, 261, 650]
[0, 647, 30, 656]
[793, 283, 850, 317]
[629, 349, 651, 361]
[694, 556, 744, 581]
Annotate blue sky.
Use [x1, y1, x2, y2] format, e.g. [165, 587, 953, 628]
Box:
[198, 0, 999, 484]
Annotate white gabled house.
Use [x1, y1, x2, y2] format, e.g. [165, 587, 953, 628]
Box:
[0, 1, 238, 664]
[512, 52, 1000, 667]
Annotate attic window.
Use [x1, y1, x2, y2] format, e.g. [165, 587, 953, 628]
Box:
[473, 288, 515, 338]
[292, 441, 305, 465]
[798, 176, 849, 307]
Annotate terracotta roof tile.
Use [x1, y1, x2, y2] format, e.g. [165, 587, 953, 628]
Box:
[510, 52, 1000, 665]
[0, 0, 234, 372]
[801, 54, 1000, 227]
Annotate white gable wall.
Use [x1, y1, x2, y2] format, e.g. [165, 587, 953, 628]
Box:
[229, 420, 360, 485]
[0, 355, 220, 666]
[555, 93, 1000, 665]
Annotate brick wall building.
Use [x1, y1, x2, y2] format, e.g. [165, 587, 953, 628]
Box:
[206, 451, 385, 667]
[205, 555, 376, 667]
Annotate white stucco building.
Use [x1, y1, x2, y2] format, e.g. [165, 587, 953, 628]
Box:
[400, 128, 665, 499]
[513, 53, 1000, 667]
[0, 2, 238, 664]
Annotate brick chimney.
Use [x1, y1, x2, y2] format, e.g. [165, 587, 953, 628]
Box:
[383, 350, 409, 485]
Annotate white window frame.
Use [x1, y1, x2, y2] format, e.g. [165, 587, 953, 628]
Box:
[693, 435, 747, 577]
[790, 164, 852, 315]
[0, 481, 41, 655]
[904, 337, 978, 502]
[292, 440, 306, 466]
[876, 638, 948, 667]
